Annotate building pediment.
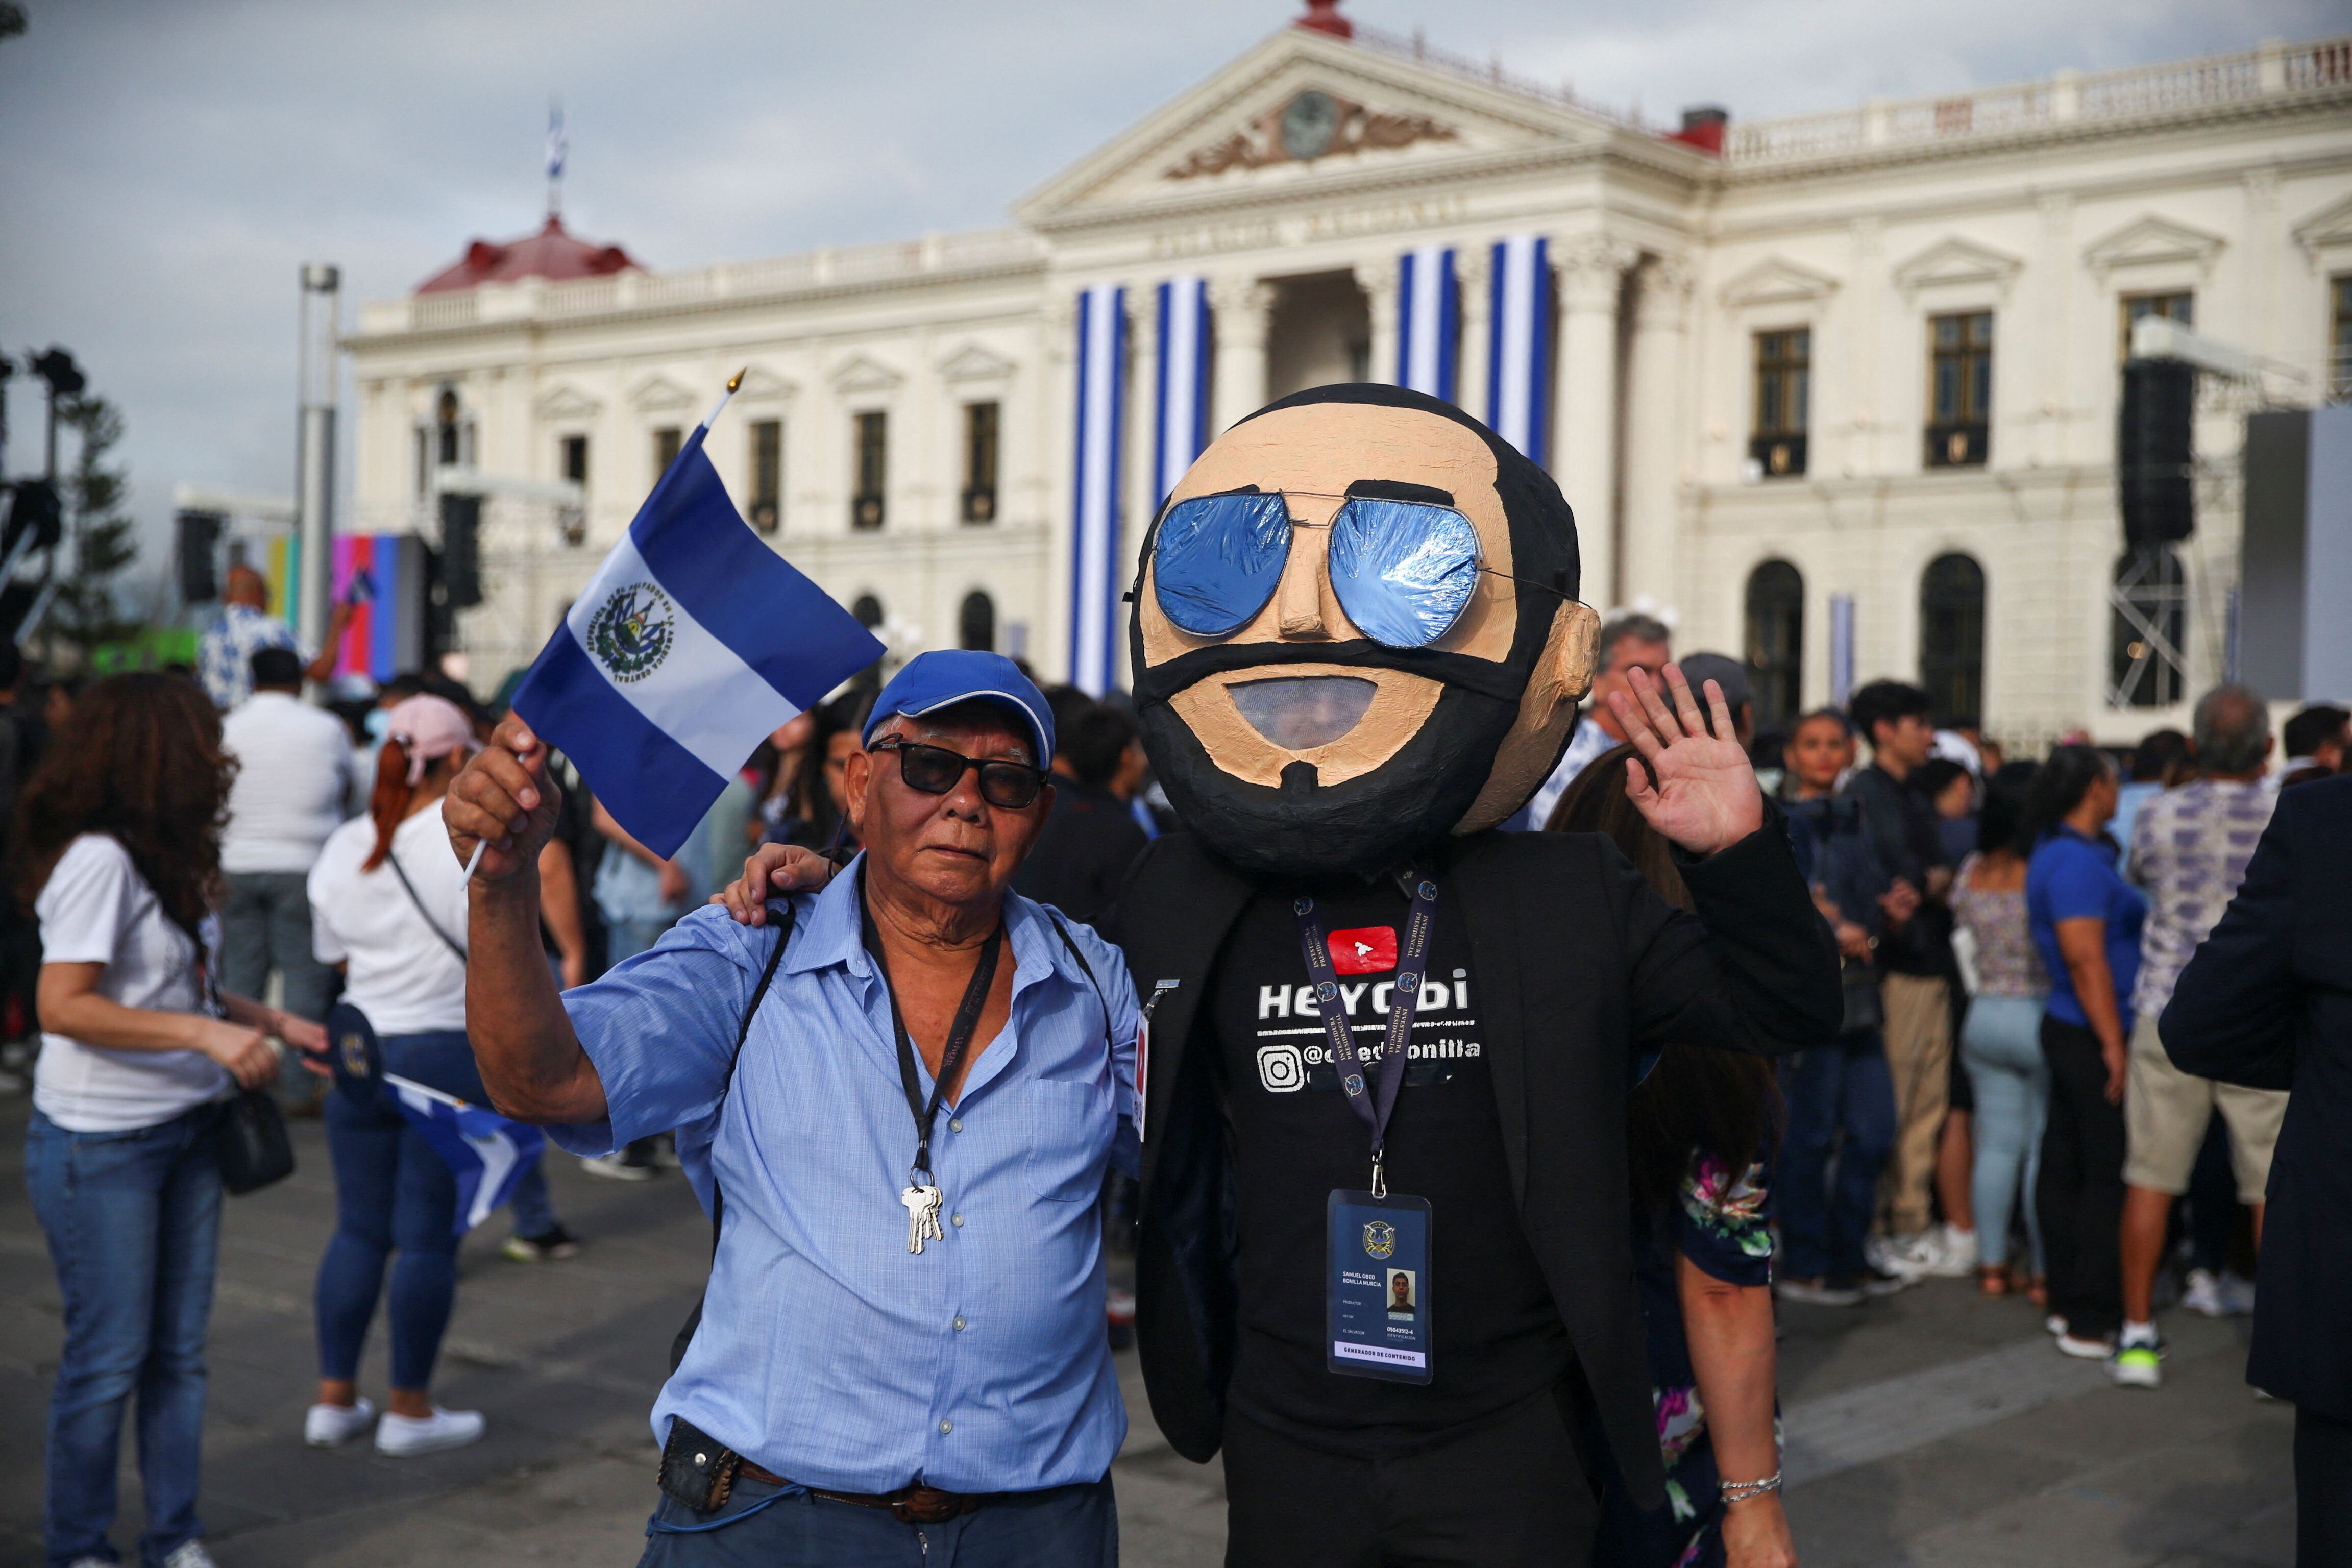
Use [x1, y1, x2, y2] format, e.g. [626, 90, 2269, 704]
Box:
[1720, 256, 1841, 308]
[830, 355, 904, 395]
[2292, 191, 2352, 260]
[629, 375, 697, 413]
[1015, 26, 1620, 228]
[2081, 214, 2225, 278]
[939, 345, 1017, 384]
[535, 385, 601, 422]
[732, 366, 796, 403]
[1892, 236, 2022, 295]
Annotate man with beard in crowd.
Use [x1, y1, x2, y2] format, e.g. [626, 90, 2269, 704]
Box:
[729, 384, 1839, 1565]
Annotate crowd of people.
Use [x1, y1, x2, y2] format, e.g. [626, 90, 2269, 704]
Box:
[6, 561, 2347, 1567]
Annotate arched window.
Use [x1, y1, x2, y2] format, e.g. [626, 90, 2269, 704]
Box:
[958, 591, 996, 652]
[1743, 561, 1804, 733]
[2110, 547, 2186, 708]
[1919, 553, 1986, 727]
[851, 593, 884, 630]
[435, 387, 462, 467]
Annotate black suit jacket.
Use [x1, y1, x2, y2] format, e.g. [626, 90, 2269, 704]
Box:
[1105, 817, 1842, 1508]
[2160, 773, 2352, 1421]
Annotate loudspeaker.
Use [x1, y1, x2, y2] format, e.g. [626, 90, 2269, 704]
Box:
[174, 510, 224, 603]
[438, 492, 482, 608]
[2118, 358, 2195, 545]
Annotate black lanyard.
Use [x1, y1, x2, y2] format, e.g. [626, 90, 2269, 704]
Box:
[860, 882, 1004, 1189]
[1292, 872, 1440, 1196]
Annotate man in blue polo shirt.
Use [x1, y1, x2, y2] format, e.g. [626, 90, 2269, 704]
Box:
[445, 651, 1139, 1566]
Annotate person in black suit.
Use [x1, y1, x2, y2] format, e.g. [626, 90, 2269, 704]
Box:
[2161, 773, 2352, 1566]
[1112, 385, 1840, 1567]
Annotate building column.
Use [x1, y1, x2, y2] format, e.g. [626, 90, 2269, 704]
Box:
[1549, 236, 1638, 611]
[1354, 256, 1401, 387]
[1455, 246, 1491, 420]
[1620, 254, 1695, 616]
[1210, 277, 1275, 434]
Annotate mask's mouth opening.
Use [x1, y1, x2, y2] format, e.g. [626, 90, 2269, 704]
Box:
[1227, 675, 1379, 750]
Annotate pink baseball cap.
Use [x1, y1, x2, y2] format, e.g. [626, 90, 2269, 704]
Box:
[384, 694, 480, 783]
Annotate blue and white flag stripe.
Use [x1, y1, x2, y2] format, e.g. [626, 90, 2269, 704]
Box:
[1152, 276, 1211, 505]
[386, 1073, 546, 1234]
[1486, 235, 1552, 464]
[1069, 283, 1128, 696]
[509, 414, 884, 860]
[1396, 246, 1458, 401]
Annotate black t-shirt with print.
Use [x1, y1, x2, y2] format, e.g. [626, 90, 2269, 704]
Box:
[1210, 873, 1569, 1457]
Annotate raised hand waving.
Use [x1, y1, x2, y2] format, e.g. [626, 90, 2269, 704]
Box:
[1604, 664, 1765, 857]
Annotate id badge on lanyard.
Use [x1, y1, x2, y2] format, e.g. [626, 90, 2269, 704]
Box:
[1294, 873, 1440, 1383]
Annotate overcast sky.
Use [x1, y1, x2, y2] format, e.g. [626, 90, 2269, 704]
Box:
[1, 0, 2336, 600]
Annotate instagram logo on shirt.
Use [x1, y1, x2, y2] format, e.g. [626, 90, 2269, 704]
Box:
[1256, 1043, 1305, 1092]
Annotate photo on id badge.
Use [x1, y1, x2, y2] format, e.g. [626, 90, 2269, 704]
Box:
[1327, 1190, 1432, 1384]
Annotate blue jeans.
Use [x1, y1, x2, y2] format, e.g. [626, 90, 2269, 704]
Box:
[635, 1474, 1116, 1567]
[315, 1030, 484, 1390]
[26, 1104, 224, 1568]
[1961, 994, 2049, 1272]
[220, 871, 334, 1104]
[1777, 1032, 1897, 1280]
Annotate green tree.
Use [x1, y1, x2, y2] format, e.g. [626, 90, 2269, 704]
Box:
[47, 393, 142, 663]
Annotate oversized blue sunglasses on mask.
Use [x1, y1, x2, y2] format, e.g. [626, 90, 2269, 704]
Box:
[1152, 489, 1485, 648]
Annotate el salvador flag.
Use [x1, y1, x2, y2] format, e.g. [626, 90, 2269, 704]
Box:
[508, 404, 884, 859]
[386, 1076, 548, 1234]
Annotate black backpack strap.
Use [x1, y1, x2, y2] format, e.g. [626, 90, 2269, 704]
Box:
[670, 898, 797, 1376]
[709, 899, 797, 1248]
[1045, 909, 1116, 1052]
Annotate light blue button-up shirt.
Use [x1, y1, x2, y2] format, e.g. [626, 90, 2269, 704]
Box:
[549, 859, 1140, 1494]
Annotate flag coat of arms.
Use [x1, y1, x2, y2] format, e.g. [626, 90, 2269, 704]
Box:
[508, 401, 883, 859]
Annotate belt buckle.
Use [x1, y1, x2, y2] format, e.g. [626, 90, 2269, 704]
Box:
[890, 1486, 962, 1524]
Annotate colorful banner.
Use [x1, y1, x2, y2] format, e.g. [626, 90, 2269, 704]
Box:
[1486, 236, 1552, 464]
[329, 533, 426, 682]
[1396, 246, 1458, 402]
[1152, 276, 1211, 506]
[1068, 283, 1128, 696]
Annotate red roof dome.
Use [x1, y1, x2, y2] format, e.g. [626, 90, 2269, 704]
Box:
[414, 215, 641, 295]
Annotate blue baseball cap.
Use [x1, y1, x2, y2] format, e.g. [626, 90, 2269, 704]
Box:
[863, 650, 1056, 768]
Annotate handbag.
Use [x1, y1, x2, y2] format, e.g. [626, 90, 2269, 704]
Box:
[214, 1086, 297, 1195]
[1839, 959, 1884, 1035]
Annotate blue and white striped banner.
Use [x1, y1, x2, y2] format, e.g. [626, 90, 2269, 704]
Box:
[1486, 235, 1551, 463]
[1396, 246, 1457, 401]
[1069, 283, 1128, 696]
[1152, 276, 1211, 504]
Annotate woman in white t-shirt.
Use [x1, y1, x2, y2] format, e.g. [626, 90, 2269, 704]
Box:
[18, 673, 327, 1568]
[302, 694, 497, 1458]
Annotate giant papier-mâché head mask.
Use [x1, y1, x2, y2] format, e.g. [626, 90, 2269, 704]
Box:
[1129, 383, 1601, 878]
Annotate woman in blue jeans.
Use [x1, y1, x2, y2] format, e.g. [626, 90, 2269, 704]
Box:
[303, 694, 491, 1456]
[1951, 765, 2050, 1300]
[18, 673, 326, 1568]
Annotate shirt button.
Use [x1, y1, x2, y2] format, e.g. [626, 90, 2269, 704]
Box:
[951, 1213, 964, 1227]
[949, 1118, 963, 1133]
[939, 1419, 953, 1434]
[953, 1316, 967, 1331]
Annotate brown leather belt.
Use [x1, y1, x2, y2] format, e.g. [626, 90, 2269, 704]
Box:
[735, 1460, 998, 1524]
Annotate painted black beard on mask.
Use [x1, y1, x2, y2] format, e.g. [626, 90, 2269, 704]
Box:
[1132, 640, 1525, 879]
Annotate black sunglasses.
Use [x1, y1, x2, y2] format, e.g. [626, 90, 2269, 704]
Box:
[871, 738, 1049, 811]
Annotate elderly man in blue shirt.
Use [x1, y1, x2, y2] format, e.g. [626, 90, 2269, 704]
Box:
[445, 651, 1139, 1566]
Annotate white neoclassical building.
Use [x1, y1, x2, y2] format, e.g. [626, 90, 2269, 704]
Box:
[346, 8, 2352, 748]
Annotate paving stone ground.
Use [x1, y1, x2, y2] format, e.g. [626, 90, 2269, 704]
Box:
[0, 1096, 2293, 1567]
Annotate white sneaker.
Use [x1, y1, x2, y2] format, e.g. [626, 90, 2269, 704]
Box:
[579, 1152, 656, 1182]
[1894, 1224, 1977, 1279]
[161, 1544, 220, 1568]
[66, 1558, 117, 1568]
[375, 1405, 486, 1456]
[2182, 1267, 2230, 1317]
[305, 1396, 378, 1447]
[2056, 1332, 2115, 1360]
[1865, 1234, 1925, 1280]
[2220, 1271, 2258, 1314]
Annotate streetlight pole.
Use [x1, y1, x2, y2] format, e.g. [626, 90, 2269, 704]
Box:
[295, 265, 340, 653]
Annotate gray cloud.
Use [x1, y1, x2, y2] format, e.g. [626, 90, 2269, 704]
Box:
[1, 0, 2334, 603]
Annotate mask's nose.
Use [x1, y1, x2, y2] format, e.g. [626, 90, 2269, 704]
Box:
[1227, 675, 1377, 750]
